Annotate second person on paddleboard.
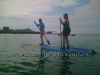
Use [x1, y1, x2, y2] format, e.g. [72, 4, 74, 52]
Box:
[34, 18, 45, 45]
[59, 13, 71, 50]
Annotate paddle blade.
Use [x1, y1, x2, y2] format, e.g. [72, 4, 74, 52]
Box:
[47, 40, 50, 45]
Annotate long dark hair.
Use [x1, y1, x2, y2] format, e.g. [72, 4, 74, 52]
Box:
[64, 13, 68, 19]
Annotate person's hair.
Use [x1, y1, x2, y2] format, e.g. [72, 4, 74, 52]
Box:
[64, 13, 68, 19]
[39, 18, 42, 22]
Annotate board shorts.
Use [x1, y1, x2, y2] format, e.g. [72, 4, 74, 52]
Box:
[40, 29, 45, 32]
[63, 27, 71, 36]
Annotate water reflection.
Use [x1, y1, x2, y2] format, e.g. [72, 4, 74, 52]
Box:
[59, 53, 72, 75]
[36, 49, 47, 75]
[36, 49, 73, 75]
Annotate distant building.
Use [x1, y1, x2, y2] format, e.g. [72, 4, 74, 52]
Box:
[0, 29, 3, 33]
[3, 27, 9, 33]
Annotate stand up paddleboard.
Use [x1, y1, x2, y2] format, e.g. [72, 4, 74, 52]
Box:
[41, 45, 95, 54]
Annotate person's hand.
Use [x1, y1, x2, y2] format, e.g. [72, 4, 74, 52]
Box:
[61, 31, 63, 34]
[34, 21, 38, 25]
[34, 21, 38, 26]
[59, 18, 61, 21]
[59, 18, 62, 22]
[34, 21, 36, 23]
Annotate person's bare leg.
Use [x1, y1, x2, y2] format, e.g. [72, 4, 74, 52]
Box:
[61, 35, 66, 50]
[63, 36, 66, 47]
[40, 33, 42, 43]
[66, 35, 70, 49]
[40, 31, 44, 44]
[41, 33, 44, 43]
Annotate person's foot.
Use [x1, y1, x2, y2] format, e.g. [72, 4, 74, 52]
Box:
[39, 43, 44, 45]
[60, 47, 65, 50]
[67, 46, 70, 49]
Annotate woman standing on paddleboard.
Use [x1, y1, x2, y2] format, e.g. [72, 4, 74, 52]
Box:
[59, 13, 71, 49]
[34, 18, 45, 45]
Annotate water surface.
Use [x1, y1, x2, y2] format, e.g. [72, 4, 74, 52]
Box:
[0, 34, 100, 75]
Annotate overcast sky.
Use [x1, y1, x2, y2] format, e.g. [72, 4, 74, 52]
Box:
[0, 0, 100, 34]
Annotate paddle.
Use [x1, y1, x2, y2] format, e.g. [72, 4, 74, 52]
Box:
[60, 22, 62, 46]
[34, 22, 50, 45]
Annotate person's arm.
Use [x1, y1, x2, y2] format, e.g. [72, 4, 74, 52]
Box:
[59, 18, 68, 25]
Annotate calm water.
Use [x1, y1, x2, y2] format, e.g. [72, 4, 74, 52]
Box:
[0, 34, 100, 75]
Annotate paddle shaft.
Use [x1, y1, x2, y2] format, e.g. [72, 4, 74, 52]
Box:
[60, 22, 62, 46]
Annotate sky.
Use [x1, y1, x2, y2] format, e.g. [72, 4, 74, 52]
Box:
[0, 0, 100, 34]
